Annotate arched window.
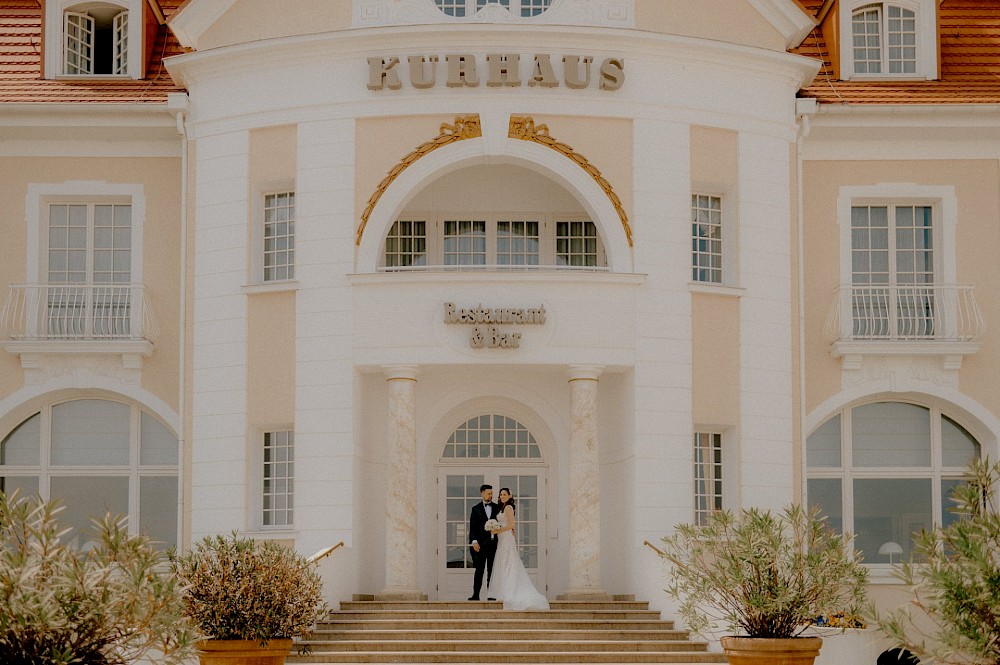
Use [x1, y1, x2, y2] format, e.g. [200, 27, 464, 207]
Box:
[434, 0, 552, 19]
[807, 401, 980, 563]
[852, 4, 916, 75]
[0, 398, 178, 548]
[64, 3, 129, 75]
[441, 414, 541, 459]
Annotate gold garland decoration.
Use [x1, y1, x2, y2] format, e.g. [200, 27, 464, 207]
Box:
[508, 116, 632, 247]
[357, 115, 482, 246]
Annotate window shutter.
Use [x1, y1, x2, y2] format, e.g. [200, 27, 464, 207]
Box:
[64, 12, 94, 75]
[113, 11, 129, 75]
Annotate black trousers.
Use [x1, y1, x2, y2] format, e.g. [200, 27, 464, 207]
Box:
[470, 541, 497, 598]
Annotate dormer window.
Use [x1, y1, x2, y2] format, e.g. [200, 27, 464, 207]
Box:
[45, 1, 143, 79]
[65, 7, 127, 75]
[434, 0, 552, 18]
[840, 0, 936, 80]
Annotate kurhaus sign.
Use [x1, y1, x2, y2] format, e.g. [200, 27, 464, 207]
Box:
[367, 54, 624, 91]
[444, 302, 546, 349]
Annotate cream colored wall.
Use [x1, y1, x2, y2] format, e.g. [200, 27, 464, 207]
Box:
[691, 125, 737, 190]
[183, 139, 197, 548]
[635, 0, 787, 51]
[691, 294, 740, 427]
[355, 115, 633, 246]
[802, 160, 1000, 423]
[197, 0, 352, 51]
[245, 125, 297, 427]
[0, 157, 182, 413]
[246, 292, 296, 424]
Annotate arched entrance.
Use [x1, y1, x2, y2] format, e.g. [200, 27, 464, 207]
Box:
[436, 413, 547, 600]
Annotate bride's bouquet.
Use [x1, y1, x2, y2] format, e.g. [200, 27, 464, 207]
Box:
[483, 518, 501, 539]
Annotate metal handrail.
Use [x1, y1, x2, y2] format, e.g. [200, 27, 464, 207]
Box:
[308, 541, 345, 563]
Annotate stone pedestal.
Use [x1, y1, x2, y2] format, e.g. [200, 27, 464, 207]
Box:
[564, 365, 606, 598]
[380, 365, 422, 599]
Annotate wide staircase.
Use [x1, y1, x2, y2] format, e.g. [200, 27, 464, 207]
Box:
[289, 597, 727, 664]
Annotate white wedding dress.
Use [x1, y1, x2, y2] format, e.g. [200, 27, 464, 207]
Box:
[487, 511, 549, 610]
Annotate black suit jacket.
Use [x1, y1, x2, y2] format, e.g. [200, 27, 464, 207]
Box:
[469, 501, 500, 549]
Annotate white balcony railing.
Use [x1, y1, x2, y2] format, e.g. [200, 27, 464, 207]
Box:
[825, 284, 985, 346]
[1, 283, 159, 342]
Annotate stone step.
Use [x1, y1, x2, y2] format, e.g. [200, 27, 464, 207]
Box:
[328, 610, 661, 620]
[299, 640, 709, 653]
[308, 630, 692, 642]
[287, 651, 727, 663]
[318, 619, 678, 631]
[338, 601, 651, 611]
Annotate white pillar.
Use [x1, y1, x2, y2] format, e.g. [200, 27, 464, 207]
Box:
[380, 365, 421, 599]
[565, 364, 607, 598]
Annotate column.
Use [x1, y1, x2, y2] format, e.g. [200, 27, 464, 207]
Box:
[565, 365, 606, 598]
[380, 365, 421, 598]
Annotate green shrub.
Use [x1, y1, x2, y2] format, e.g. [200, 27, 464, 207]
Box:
[872, 457, 1000, 664]
[0, 492, 194, 665]
[172, 533, 327, 646]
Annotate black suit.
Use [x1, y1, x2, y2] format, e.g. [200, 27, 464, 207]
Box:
[468, 501, 500, 599]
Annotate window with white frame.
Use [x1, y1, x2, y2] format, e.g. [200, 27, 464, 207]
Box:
[806, 401, 980, 563]
[0, 398, 179, 548]
[262, 430, 294, 527]
[263, 192, 295, 282]
[380, 215, 606, 270]
[693, 432, 722, 525]
[692, 194, 723, 284]
[64, 5, 128, 75]
[840, 0, 936, 80]
[434, 0, 552, 18]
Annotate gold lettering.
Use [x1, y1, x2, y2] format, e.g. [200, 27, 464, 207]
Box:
[528, 54, 559, 88]
[487, 54, 521, 87]
[563, 55, 593, 89]
[446, 55, 480, 87]
[599, 57, 625, 91]
[408, 55, 438, 89]
[367, 56, 401, 91]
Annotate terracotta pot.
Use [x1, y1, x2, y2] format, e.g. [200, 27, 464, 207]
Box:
[721, 636, 823, 665]
[196, 639, 293, 665]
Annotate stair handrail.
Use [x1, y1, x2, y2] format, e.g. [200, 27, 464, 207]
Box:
[642, 539, 666, 556]
[307, 541, 345, 563]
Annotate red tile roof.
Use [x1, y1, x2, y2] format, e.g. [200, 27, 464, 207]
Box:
[794, 0, 1000, 104]
[0, 0, 186, 104]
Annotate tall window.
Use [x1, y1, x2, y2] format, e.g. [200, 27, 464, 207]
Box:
[851, 203, 934, 338]
[381, 215, 605, 270]
[807, 402, 980, 563]
[693, 432, 722, 525]
[263, 192, 295, 282]
[262, 430, 294, 527]
[0, 399, 179, 548]
[852, 4, 917, 75]
[691, 194, 723, 284]
[46, 201, 132, 337]
[64, 5, 129, 75]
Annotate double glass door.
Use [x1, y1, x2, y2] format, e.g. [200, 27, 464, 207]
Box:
[438, 468, 546, 600]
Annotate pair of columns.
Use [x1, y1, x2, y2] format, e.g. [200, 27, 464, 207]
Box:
[379, 364, 605, 599]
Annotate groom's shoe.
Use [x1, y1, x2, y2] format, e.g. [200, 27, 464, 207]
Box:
[487, 597, 496, 601]
[467, 596, 479, 601]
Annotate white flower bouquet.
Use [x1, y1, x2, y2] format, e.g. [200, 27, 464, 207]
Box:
[483, 519, 501, 538]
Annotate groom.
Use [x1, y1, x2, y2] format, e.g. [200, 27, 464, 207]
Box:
[468, 483, 499, 601]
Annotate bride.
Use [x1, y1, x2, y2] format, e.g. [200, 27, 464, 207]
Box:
[486, 488, 549, 610]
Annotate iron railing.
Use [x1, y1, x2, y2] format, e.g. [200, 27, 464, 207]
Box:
[825, 284, 984, 344]
[1, 283, 159, 342]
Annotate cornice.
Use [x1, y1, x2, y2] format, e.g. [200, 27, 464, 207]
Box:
[746, 0, 817, 49]
[167, 0, 239, 50]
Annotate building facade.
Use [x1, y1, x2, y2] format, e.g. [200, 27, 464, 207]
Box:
[1, 1, 998, 662]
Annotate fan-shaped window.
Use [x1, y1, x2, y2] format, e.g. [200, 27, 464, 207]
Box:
[0, 398, 178, 549]
[442, 415, 541, 459]
[806, 401, 980, 563]
[435, 0, 551, 18]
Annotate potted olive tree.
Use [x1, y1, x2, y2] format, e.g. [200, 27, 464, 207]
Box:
[0, 492, 194, 665]
[872, 457, 1000, 664]
[173, 533, 328, 665]
[658, 504, 869, 665]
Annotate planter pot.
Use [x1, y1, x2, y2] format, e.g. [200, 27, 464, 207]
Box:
[197, 639, 293, 665]
[721, 636, 823, 665]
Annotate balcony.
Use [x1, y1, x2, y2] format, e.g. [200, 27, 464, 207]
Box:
[824, 284, 985, 370]
[1, 283, 159, 368]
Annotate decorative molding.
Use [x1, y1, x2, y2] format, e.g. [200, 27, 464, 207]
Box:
[508, 116, 632, 247]
[357, 115, 482, 245]
[842, 355, 960, 391]
[4, 340, 154, 371]
[745, 0, 816, 48]
[353, 0, 634, 28]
